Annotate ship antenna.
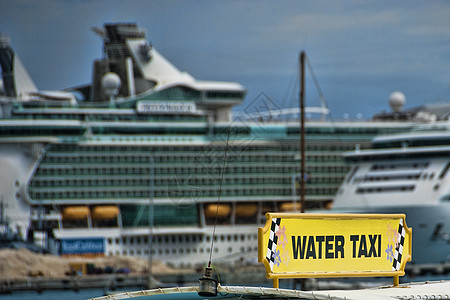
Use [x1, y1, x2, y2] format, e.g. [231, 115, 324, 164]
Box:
[198, 129, 230, 297]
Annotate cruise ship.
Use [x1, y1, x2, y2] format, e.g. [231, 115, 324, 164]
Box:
[0, 23, 419, 266]
[334, 125, 450, 264]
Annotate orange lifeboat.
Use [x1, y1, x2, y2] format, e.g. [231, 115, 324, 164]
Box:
[62, 206, 90, 220]
[205, 204, 231, 218]
[323, 201, 333, 210]
[236, 203, 258, 217]
[91, 206, 119, 219]
[279, 202, 302, 212]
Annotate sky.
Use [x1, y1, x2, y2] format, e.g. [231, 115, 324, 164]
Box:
[1, 0, 449, 120]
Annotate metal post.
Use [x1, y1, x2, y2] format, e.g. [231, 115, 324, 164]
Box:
[299, 51, 306, 213]
[273, 277, 279, 289]
[291, 173, 298, 212]
[393, 275, 399, 287]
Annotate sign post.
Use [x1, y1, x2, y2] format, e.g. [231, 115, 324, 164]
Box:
[258, 213, 412, 288]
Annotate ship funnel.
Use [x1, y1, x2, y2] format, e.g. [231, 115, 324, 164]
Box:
[0, 34, 37, 98]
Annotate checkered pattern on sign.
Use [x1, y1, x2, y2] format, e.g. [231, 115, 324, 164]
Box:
[265, 218, 281, 271]
[392, 218, 406, 271]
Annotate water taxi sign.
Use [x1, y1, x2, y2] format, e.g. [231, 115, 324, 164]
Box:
[258, 213, 412, 287]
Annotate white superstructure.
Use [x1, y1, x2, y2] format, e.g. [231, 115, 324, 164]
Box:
[334, 125, 450, 264]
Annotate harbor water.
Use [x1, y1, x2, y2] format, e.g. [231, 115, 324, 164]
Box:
[0, 288, 107, 300]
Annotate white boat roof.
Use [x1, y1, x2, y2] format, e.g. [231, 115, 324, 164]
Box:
[90, 281, 450, 300]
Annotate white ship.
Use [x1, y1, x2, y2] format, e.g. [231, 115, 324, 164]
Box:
[334, 124, 450, 265]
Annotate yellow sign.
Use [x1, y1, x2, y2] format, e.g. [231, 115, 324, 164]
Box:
[258, 213, 412, 287]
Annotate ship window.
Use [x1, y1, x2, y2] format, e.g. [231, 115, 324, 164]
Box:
[356, 185, 415, 194]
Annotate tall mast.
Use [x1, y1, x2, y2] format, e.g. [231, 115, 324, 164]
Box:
[299, 51, 306, 213]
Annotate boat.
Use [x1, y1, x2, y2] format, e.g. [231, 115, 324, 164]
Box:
[0, 22, 430, 267]
[333, 124, 450, 265]
[89, 281, 450, 300]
